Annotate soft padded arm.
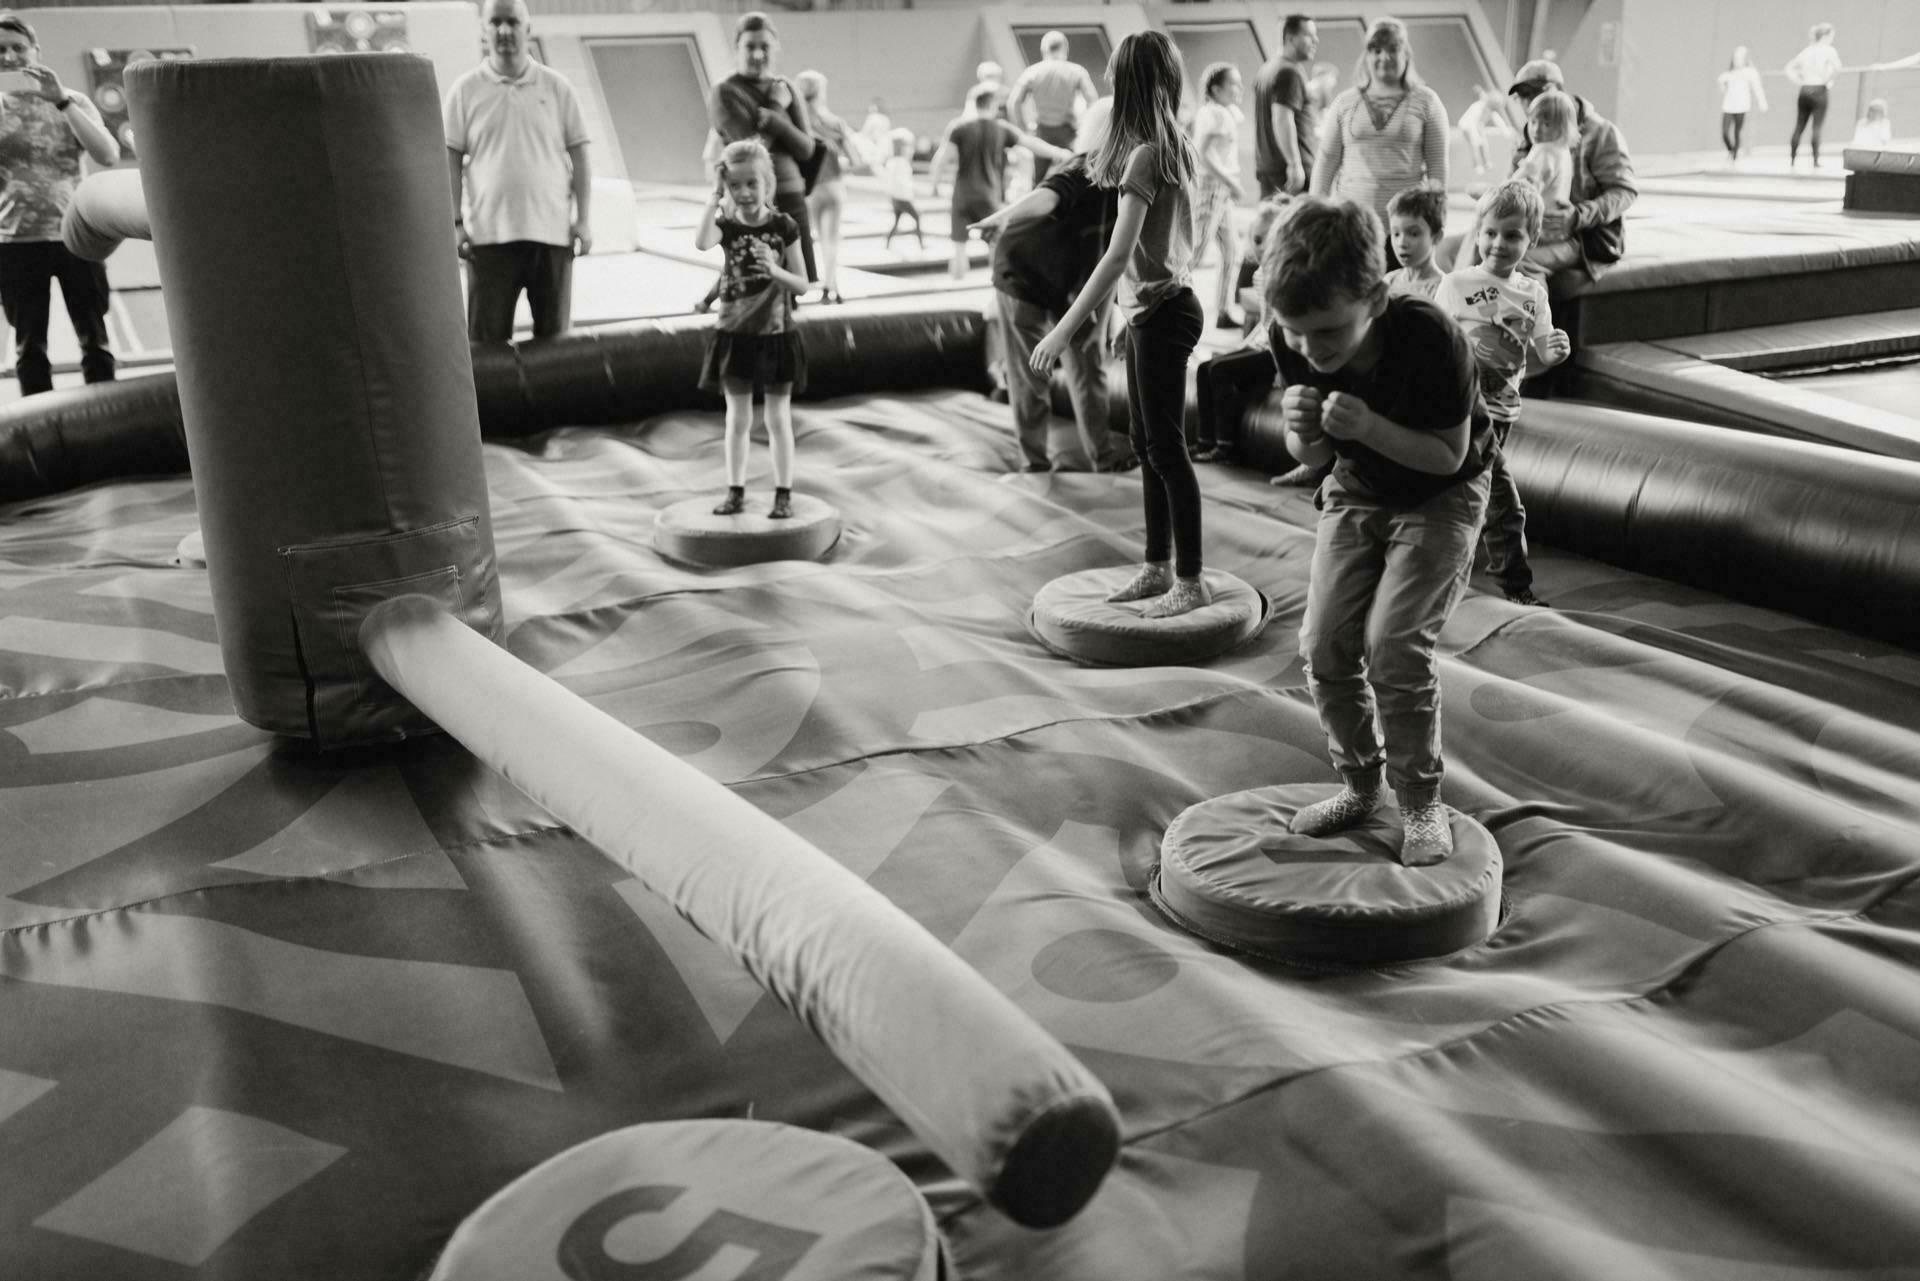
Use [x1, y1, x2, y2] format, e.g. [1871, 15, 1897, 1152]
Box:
[62, 168, 151, 262]
[359, 595, 1122, 1228]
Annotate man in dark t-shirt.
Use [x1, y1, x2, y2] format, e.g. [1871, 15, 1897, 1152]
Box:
[932, 82, 1068, 279]
[988, 158, 1132, 472]
[1252, 15, 1320, 198]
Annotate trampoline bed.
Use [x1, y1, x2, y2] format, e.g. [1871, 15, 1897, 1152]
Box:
[3, 387, 1918, 1279]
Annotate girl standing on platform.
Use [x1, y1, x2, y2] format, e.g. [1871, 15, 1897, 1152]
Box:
[1031, 30, 1208, 618]
[1717, 46, 1768, 162]
[696, 140, 809, 519]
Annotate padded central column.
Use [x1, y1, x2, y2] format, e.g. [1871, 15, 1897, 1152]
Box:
[127, 54, 501, 743]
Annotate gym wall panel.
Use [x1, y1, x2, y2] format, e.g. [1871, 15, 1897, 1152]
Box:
[513, 14, 730, 189]
[586, 36, 712, 187]
[21, 5, 477, 118]
[768, 11, 986, 148]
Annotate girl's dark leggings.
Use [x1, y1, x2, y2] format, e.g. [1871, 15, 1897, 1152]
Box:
[1721, 111, 1746, 156]
[1791, 86, 1829, 161]
[1126, 287, 1206, 577]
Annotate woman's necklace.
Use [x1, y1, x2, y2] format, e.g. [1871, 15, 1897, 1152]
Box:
[1362, 88, 1406, 133]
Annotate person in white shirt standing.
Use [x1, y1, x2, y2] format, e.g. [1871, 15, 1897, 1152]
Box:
[445, 0, 591, 342]
[1191, 62, 1246, 331]
[1785, 23, 1844, 168]
[0, 13, 121, 396]
[1007, 31, 1098, 184]
[1716, 46, 1768, 162]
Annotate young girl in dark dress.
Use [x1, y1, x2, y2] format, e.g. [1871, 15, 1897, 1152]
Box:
[696, 140, 810, 518]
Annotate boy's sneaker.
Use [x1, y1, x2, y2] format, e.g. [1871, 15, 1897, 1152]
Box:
[1289, 786, 1382, 838]
[1399, 802, 1453, 866]
[1504, 587, 1550, 607]
[1270, 464, 1318, 487]
[1190, 445, 1222, 463]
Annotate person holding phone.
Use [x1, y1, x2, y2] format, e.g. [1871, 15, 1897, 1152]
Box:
[0, 13, 121, 396]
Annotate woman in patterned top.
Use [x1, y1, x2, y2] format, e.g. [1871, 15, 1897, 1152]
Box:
[1309, 18, 1449, 269]
[0, 13, 122, 397]
[695, 140, 810, 520]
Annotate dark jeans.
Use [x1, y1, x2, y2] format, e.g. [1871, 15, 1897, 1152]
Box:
[1126, 288, 1205, 576]
[0, 239, 115, 396]
[774, 190, 817, 284]
[1791, 86, 1829, 162]
[1721, 111, 1747, 157]
[467, 240, 573, 342]
[1300, 468, 1490, 807]
[1480, 421, 1533, 593]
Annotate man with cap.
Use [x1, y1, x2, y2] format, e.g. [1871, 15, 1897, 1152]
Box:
[1503, 58, 1637, 285]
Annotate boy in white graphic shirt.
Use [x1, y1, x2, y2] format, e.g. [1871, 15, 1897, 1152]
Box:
[1432, 179, 1569, 606]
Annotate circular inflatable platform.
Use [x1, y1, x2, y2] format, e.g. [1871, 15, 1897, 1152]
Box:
[1150, 783, 1502, 967]
[430, 1119, 941, 1281]
[653, 494, 841, 568]
[1028, 567, 1271, 667]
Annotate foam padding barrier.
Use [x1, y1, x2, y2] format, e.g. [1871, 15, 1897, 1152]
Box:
[430, 1120, 940, 1281]
[653, 494, 841, 568]
[0, 375, 185, 504]
[61, 168, 151, 263]
[1028, 567, 1270, 667]
[1515, 400, 1920, 649]
[475, 303, 989, 437]
[1151, 783, 1503, 967]
[128, 54, 503, 744]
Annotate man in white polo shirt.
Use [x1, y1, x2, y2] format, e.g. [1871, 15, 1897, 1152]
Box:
[444, 0, 591, 342]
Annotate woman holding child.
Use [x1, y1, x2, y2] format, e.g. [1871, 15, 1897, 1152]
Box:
[1309, 18, 1449, 268]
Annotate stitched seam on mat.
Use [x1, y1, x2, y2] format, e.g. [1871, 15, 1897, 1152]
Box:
[931, 863, 1920, 1231]
[0, 823, 575, 937]
[1115, 863, 1920, 1150]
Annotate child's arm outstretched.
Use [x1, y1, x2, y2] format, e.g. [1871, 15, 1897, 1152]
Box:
[694, 170, 726, 252]
[970, 185, 1061, 236]
[1029, 190, 1148, 372]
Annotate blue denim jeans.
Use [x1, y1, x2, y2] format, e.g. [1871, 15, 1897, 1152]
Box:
[1299, 468, 1491, 808]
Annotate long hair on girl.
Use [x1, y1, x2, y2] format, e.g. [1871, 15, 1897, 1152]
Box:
[1087, 30, 1196, 190]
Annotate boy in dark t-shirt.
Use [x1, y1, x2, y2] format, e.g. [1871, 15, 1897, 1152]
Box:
[1265, 197, 1491, 867]
[932, 82, 1068, 280]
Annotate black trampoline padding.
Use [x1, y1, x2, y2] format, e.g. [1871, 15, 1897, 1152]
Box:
[1151, 783, 1503, 967]
[1028, 567, 1270, 667]
[429, 1120, 939, 1281]
[653, 494, 842, 567]
[0, 374, 186, 504]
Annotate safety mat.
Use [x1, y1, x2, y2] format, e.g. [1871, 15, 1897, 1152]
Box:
[1, 388, 1917, 1279]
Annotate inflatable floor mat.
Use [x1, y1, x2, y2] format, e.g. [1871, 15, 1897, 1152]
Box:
[2, 388, 1918, 1279]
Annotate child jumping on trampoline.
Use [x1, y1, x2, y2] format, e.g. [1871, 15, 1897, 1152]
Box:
[882, 128, 925, 252]
[1031, 30, 1209, 617]
[696, 139, 810, 519]
[1267, 196, 1492, 865]
[1432, 179, 1570, 608]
